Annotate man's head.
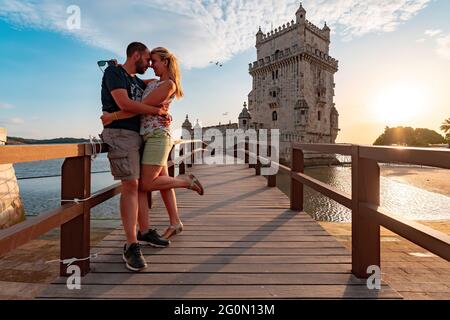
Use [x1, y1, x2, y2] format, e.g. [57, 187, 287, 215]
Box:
[126, 42, 151, 75]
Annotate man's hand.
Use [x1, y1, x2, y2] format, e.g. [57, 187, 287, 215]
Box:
[101, 112, 114, 126]
[161, 114, 172, 127]
[157, 100, 171, 116]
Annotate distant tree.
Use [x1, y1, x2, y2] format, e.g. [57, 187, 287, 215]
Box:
[373, 126, 446, 147]
[441, 118, 450, 144]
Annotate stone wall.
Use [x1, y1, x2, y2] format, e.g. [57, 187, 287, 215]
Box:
[0, 128, 26, 229]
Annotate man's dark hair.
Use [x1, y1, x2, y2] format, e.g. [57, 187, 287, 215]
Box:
[126, 42, 148, 57]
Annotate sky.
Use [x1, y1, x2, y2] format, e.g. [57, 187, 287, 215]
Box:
[0, 0, 449, 144]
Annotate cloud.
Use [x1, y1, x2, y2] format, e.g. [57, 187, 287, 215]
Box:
[0, 0, 431, 68]
[416, 38, 426, 43]
[0, 102, 14, 109]
[424, 29, 442, 37]
[0, 117, 25, 125]
[436, 34, 450, 60]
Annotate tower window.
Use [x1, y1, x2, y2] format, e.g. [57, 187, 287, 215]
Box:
[243, 120, 247, 125]
[301, 110, 305, 115]
[272, 111, 278, 121]
[318, 111, 321, 121]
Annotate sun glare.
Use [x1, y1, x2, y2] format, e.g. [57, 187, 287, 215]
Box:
[371, 84, 428, 126]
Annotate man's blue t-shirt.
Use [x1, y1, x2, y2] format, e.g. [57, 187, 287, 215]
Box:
[101, 66, 146, 133]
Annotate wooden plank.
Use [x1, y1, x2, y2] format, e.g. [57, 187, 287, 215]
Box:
[94, 241, 344, 249]
[293, 143, 353, 156]
[103, 234, 339, 242]
[51, 272, 365, 285]
[291, 171, 352, 208]
[0, 144, 86, 164]
[89, 254, 352, 264]
[38, 284, 400, 299]
[92, 247, 351, 256]
[362, 203, 450, 261]
[88, 263, 352, 273]
[110, 230, 331, 236]
[359, 145, 450, 169]
[0, 203, 83, 257]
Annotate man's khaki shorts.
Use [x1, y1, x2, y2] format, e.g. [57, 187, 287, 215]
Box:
[100, 128, 143, 181]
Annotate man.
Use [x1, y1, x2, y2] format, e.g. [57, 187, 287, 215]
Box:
[100, 42, 170, 272]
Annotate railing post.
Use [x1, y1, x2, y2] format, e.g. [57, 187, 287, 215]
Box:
[188, 142, 193, 168]
[352, 146, 381, 279]
[290, 147, 303, 211]
[179, 145, 185, 175]
[60, 153, 91, 277]
[168, 145, 175, 177]
[267, 146, 276, 187]
[255, 138, 261, 176]
[245, 141, 249, 164]
[249, 137, 256, 169]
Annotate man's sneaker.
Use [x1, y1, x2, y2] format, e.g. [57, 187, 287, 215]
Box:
[122, 243, 147, 272]
[137, 229, 171, 248]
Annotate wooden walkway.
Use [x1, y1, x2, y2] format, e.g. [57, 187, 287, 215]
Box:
[38, 164, 401, 299]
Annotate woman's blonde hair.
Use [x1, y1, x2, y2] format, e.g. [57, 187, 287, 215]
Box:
[151, 47, 184, 99]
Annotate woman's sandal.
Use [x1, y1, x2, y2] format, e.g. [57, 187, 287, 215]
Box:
[162, 221, 184, 239]
[187, 174, 204, 196]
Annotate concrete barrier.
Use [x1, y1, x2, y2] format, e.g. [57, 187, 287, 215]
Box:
[0, 128, 26, 229]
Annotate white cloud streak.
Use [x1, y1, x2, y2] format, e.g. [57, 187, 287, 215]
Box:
[0, 102, 14, 109]
[0, 117, 25, 125]
[0, 0, 431, 68]
[425, 29, 442, 37]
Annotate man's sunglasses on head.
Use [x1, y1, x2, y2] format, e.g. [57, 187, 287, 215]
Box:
[97, 60, 117, 72]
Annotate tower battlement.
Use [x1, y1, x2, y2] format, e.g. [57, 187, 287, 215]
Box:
[257, 18, 330, 45]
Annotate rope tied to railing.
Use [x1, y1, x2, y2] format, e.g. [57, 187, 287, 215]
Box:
[46, 253, 98, 266]
[49, 194, 97, 204]
[89, 134, 102, 161]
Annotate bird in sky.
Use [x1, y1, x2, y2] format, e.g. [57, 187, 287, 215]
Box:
[209, 61, 223, 67]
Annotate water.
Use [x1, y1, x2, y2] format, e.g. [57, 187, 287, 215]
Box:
[13, 155, 450, 221]
[14, 154, 120, 219]
[276, 166, 450, 222]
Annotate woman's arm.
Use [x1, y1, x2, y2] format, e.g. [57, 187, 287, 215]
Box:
[142, 80, 176, 107]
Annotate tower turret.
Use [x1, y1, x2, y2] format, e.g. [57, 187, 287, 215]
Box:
[182, 114, 192, 131]
[238, 102, 252, 130]
[296, 2, 306, 24]
[256, 27, 264, 44]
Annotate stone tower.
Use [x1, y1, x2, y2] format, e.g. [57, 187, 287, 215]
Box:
[247, 3, 340, 162]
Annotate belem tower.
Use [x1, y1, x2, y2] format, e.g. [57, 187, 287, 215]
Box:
[183, 4, 340, 166]
[247, 3, 340, 164]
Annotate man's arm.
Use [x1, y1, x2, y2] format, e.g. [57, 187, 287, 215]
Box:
[111, 89, 167, 115]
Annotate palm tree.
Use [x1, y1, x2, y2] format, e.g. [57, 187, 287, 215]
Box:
[441, 118, 450, 143]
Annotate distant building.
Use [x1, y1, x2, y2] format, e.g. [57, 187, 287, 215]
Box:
[247, 3, 340, 162]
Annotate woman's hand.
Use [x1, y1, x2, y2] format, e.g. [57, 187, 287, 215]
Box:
[101, 112, 114, 126]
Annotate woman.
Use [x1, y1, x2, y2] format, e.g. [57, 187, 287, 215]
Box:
[101, 47, 204, 239]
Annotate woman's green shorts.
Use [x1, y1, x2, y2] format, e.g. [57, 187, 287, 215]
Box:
[141, 129, 174, 166]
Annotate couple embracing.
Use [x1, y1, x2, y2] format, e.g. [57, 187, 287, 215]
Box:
[100, 42, 204, 272]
